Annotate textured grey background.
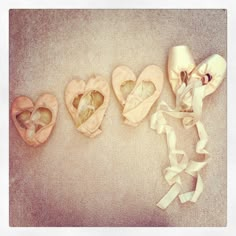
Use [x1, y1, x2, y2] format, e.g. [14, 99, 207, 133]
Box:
[9, 9, 227, 226]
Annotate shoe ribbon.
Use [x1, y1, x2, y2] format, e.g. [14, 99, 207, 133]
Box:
[150, 80, 211, 209]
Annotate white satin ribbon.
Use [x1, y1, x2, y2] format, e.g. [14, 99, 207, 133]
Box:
[150, 80, 211, 210]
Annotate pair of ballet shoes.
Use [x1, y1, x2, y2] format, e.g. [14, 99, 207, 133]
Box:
[112, 65, 164, 126]
[65, 76, 110, 138]
[11, 94, 58, 147]
[168, 45, 226, 104]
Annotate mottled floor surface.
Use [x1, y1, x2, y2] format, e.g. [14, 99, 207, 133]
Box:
[9, 9, 227, 226]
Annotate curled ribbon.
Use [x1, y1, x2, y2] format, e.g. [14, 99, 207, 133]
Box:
[150, 79, 211, 210]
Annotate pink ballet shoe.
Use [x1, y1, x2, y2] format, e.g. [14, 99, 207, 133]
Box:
[189, 54, 227, 98]
[11, 94, 58, 147]
[112, 65, 164, 126]
[65, 75, 110, 138]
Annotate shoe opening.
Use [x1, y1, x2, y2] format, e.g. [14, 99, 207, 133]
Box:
[125, 81, 155, 111]
[16, 107, 52, 133]
[133, 81, 155, 100]
[180, 71, 189, 85]
[34, 107, 52, 124]
[72, 94, 83, 109]
[16, 110, 32, 129]
[120, 80, 135, 101]
[201, 73, 212, 85]
[76, 90, 104, 127]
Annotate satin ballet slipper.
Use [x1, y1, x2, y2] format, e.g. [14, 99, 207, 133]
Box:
[168, 45, 196, 95]
[176, 53, 227, 118]
[11, 94, 58, 147]
[189, 54, 227, 98]
[112, 65, 164, 126]
[65, 75, 110, 138]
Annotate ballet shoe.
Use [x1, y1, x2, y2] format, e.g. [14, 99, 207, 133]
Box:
[112, 65, 164, 126]
[189, 54, 227, 98]
[11, 94, 58, 147]
[168, 45, 196, 95]
[65, 75, 110, 137]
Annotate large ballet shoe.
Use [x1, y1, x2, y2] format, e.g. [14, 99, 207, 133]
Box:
[176, 53, 227, 116]
[189, 54, 227, 98]
[168, 45, 196, 95]
[112, 65, 164, 126]
[11, 94, 58, 147]
[65, 75, 110, 138]
[168, 46, 226, 113]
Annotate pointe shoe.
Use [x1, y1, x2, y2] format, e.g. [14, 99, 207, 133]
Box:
[112, 65, 164, 126]
[168, 45, 196, 95]
[189, 54, 227, 98]
[65, 75, 110, 138]
[177, 54, 227, 113]
[11, 94, 58, 147]
[168, 46, 226, 111]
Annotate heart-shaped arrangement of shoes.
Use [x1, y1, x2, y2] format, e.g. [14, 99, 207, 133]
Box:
[11, 94, 58, 147]
[65, 75, 110, 138]
[112, 65, 164, 126]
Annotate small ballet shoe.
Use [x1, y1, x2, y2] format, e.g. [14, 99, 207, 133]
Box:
[65, 75, 110, 138]
[168, 45, 196, 95]
[112, 65, 164, 126]
[11, 94, 58, 147]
